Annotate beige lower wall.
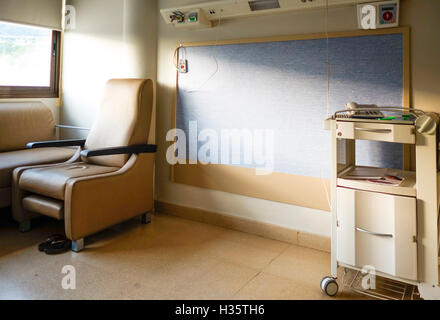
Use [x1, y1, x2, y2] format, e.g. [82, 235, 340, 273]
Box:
[156, 0, 440, 238]
[155, 200, 331, 253]
[173, 162, 331, 212]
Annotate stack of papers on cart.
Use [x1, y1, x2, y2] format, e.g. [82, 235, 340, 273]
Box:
[343, 167, 405, 186]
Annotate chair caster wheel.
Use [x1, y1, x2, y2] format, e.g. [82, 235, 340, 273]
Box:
[321, 276, 339, 297]
[19, 220, 31, 233]
[141, 212, 152, 224]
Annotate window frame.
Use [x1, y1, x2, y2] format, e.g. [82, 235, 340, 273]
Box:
[0, 30, 61, 98]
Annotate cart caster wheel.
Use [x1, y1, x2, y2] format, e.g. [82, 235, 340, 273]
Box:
[321, 276, 339, 297]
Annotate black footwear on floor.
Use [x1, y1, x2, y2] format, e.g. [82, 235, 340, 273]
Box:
[38, 234, 66, 252]
[44, 239, 72, 255]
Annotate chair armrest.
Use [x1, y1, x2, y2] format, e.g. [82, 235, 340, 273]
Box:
[64, 153, 155, 240]
[26, 139, 86, 149]
[80, 144, 157, 158]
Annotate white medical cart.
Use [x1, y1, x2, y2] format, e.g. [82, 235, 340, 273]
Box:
[322, 113, 440, 299]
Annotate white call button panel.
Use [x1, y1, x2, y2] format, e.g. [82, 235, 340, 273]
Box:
[378, 2, 398, 26]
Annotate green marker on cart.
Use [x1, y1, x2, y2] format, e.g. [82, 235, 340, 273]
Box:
[379, 116, 396, 120]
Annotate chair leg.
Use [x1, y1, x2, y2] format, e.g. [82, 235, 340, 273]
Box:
[18, 220, 31, 233]
[71, 238, 84, 252]
[141, 211, 152, 224]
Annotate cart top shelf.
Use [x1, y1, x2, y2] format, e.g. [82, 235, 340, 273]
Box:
[335, 118, 414, 125]
[338, 165, 417, 197]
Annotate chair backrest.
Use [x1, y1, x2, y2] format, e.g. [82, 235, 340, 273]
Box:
[0, 102, 56, 152]
[83, 79, 154, 167]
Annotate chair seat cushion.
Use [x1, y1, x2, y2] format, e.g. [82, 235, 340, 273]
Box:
[0, 147, 77, 188]
[19, 162, 119, 200]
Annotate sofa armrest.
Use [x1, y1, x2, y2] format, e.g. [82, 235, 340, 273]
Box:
[80, 144, 157, 158]
[26, 139, 86, 149]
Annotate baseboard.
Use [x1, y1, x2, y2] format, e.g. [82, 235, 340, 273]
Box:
[155, 200, 330, 253]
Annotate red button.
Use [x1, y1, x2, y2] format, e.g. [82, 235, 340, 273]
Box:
[383, 11, 393, 21]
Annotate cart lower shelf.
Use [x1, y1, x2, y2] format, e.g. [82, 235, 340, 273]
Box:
[341, 268, 421, 300]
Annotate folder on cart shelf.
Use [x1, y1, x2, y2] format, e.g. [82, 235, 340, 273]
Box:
[343, 167, 405, 186]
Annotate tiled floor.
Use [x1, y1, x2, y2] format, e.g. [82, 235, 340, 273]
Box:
[0, 208, 365, 300]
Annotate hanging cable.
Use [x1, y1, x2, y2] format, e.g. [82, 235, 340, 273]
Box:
[185, 11, 222, 93]
[173, 43, 185, 71]
[321, 0, 332, 209]
[325, 0, 330, 117]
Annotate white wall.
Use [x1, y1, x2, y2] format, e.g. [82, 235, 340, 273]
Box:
[155, 0, 359, 237]
[61, 0, 157, 141]
[156, 0, 440, 237]
[57, 0, 440, 238]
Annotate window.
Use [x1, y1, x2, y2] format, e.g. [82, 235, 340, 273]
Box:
[0, 21, 60, 98]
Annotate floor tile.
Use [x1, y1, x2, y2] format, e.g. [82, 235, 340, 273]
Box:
[234, 272, 364, 300]
[264, 244, 331, 285]
[0, 211, 369, 300]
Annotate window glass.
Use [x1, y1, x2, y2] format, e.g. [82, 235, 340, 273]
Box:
[0, 21, 52, 87]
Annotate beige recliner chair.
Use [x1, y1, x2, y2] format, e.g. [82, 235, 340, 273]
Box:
[12, 79, 157, 252]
